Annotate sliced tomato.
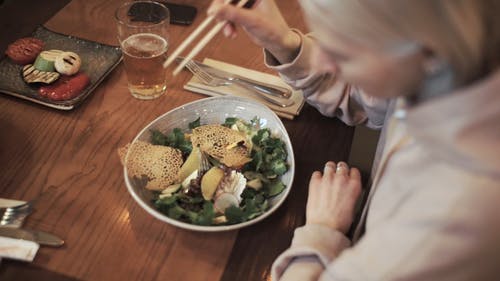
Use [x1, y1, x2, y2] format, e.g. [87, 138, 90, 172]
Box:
[5, 37, 44, 65]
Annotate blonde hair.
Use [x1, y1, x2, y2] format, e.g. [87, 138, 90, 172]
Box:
[300, 0, 500, 84]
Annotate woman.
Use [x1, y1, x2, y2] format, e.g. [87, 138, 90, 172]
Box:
[209, 0, 500, 280]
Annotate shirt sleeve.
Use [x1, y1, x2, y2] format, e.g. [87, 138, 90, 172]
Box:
[271, 179, 500, 281]
[271, 224, 351, 281]
[263, 29, 389, 129]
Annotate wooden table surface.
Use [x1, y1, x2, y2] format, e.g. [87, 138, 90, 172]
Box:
[0, 1, 354, 280]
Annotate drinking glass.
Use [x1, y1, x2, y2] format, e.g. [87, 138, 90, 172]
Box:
[115, 1, 170, 100]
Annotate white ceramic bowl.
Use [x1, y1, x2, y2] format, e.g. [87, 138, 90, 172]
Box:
[124, 96, 295, 231]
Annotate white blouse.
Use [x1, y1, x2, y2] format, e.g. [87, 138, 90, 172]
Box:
[267, 31, 500, 281]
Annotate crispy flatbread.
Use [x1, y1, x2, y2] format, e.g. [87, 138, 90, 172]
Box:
[118, 141, 183, 190]
[191, 124, 252, 168]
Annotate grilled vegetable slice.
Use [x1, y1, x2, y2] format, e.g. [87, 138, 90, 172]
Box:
[33, 50, 63, 72]
[22, 64, 60, 84]
[38, 73, 90, 101]
[5, 37, 44, 65]
[54, 51, 81, 75]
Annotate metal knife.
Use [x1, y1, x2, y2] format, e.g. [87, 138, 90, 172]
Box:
[0, 227, 64, 247]
[176, 57, 293, 99]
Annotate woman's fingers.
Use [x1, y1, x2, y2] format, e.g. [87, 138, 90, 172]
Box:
[309, 170, 322, 187]
[306, 161, 362, 233]
[349, 166, 361, 179]
[207, 0, 226, 15]
[208, 0, 297, 62]
[318, 161, 352, 181]
[348, 167, 362, 198]
[209, 0, 260, 26]
[209, 1, 266, 41]
[323, 161, 336, 180]
[306, 170, 323, 212]
[223, 23, 237, 38]
[335, 161, 349, 176]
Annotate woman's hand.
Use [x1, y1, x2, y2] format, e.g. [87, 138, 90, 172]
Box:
[208, 0, 301, 64]
[306, 161, 362, 234]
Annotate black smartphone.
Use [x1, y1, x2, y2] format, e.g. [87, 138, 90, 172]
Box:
[162, 2, 198, 26]
[128, 1, 197, 26]
[231, 0, 256, 8]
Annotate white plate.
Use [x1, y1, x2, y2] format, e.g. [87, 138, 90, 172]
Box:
[124, 96, 295, 231]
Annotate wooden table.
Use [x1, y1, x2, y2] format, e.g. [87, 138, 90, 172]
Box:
[0, 1, 354, 280]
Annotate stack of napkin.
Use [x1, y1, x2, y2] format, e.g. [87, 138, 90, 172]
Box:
[184, 58, 305, 120]
[0, 198, 39, 262]
[0, 236, 39, 262]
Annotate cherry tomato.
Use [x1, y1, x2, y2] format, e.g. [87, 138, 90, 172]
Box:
[5, 37, 44, 65]
[38, 73, 91, 101]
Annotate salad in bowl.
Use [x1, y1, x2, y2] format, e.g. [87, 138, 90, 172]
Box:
[122, 96, 295, 231]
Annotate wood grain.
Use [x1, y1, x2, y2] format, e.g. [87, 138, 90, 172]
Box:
[0, 1, 354, 280]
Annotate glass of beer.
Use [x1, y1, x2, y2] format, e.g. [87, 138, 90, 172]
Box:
[115, 1, 170, 100]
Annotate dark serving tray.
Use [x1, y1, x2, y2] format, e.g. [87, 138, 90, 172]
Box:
[0, 26, 122, 110]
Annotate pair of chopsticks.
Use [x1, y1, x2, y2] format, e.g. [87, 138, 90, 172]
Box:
[163, 0, 250, 76]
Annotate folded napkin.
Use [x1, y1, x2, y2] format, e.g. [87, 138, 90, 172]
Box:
[0, 236, 39, 262]
[0, 198, 26, 208]
[184, 58, 304, 120]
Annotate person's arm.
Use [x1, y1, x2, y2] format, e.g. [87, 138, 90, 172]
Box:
[273, 224, 351, 281]
[264, 30, 390, 129]
[209, 0, 301, 64]
[272, 176, 500, 281]
[269, 161, 360, 281]
[209, 1, 390, 128]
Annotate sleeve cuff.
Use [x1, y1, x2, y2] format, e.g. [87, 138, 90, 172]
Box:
[271, 224, 351, 280]
[263, 29, 318, 81]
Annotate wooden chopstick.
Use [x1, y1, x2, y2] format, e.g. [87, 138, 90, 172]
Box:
[168, 0, 250, 76]
[162, 16, 216, 69]
[163, 0, 232, 70]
